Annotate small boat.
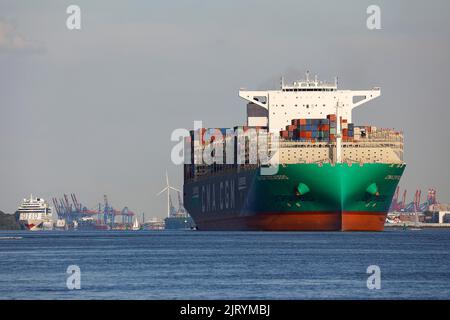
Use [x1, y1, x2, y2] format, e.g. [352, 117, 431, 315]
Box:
[132, 218, 141, 231]
[410, 212, 422, 231]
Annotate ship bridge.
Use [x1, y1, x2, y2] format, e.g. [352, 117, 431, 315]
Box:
[239, 72, 380, 133]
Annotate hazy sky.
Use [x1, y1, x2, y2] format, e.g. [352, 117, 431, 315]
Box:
[1, 0, 449, 218]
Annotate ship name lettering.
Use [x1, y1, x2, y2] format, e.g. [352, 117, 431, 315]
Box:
[202, 179, 236, 213]
[385, 175, 401, 180]
[220, 182, 224, 210]
[212, 184, 216, 211]
[201, 186, 206, 213]
[230, 179, 235, 209]
[225, 181, 229, 209]
[206, 184, 211, 212]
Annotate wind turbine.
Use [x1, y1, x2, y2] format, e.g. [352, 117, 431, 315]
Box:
[157, 171, 180, 218]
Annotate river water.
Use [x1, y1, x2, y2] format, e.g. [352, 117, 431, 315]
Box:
[0, 229, 449, 299]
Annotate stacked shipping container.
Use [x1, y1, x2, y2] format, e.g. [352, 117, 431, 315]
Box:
[280, 114, 359, 142]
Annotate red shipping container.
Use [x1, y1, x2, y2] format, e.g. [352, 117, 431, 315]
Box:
[287, 125, 296, 131]
[280, 130, 289, 138]
[300, 119, 307, 125]
[198, 128, 207, 145]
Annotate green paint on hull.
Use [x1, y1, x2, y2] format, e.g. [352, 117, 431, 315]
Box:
[253, 163, 405, 213]
[183, 162, 406, 231]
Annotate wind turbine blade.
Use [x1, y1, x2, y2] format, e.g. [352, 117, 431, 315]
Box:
[169, 186, 180, 192]
[156, 187, 168, 196]
[166, 170, 169, 187]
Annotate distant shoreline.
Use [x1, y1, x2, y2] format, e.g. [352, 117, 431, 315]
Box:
[0, 211, 21, 230]
[385, 222, 450, 229]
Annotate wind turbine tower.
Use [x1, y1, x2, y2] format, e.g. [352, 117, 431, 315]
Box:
[157, 171, 180, 218]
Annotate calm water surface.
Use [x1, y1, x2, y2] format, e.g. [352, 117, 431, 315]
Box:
[0, 229, 449, 299]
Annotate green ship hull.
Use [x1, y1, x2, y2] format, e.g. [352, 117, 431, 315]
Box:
[183, 163, 406, 231]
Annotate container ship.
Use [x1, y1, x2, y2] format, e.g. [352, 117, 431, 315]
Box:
[18, 195, 54, 231]
[183, 73, 405, 231]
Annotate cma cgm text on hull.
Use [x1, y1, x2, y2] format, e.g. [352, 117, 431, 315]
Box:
[181, 72, 405, 231]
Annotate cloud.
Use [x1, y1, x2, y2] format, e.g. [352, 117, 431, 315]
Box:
[0, 19, 43, 53]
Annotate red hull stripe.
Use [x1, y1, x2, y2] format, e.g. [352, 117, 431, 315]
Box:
[193, 211, 387, 231]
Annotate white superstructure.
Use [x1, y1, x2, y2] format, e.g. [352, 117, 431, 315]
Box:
[18, 195, 53, 231]
[239, 71, 380, 133]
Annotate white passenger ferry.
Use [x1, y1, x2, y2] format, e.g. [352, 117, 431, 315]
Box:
[18, 195, 53, 231]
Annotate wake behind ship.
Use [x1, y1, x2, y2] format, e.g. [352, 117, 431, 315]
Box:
[183, 73, 405, 231]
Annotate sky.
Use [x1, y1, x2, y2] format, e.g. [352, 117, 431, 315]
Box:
[1, 0, 449, 218]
